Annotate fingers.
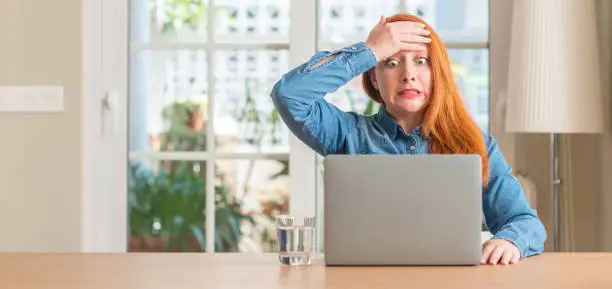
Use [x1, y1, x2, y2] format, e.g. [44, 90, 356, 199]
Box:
[481, 239, 521, 265]
[482, 246, 519, 265]
[398, 34, 431, 44]
[390, 21, 426, 30]
[399, 28, 431, 36]
[395, 32, 431, 52]
[500, 250, 513, 265]
[510, 253, 520, 264]
[480, 243, 495, 264]
[393, 25, 431, 45]
[392, 25, 430, 37]
[379, 15, 386, 25]
[488, 247, 505, 265]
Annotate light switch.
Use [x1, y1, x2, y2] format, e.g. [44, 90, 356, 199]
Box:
[0, 85, 64, 112]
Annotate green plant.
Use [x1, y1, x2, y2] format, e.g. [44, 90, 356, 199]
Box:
[129, 161, 254, 252]
[128, 100, 254, 252]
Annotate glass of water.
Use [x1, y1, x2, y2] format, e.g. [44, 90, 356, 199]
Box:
[276, 215, 315, 266]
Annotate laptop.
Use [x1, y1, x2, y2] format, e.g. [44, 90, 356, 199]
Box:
[323, 154, 483, 266]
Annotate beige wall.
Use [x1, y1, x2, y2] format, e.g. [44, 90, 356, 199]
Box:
[0, 0, 82, 251]
[493, 0, 612, 252]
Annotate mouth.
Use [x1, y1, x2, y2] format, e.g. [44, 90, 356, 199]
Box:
[397, 88, 422, 99]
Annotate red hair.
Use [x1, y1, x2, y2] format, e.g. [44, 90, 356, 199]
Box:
[362, 13, 489, 185]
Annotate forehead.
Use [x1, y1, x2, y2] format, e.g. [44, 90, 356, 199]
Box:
[391, 47, 429, 58]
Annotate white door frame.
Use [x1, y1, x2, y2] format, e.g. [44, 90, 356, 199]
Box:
[287, 0, 318, 222]
[81, 0, 128, 252]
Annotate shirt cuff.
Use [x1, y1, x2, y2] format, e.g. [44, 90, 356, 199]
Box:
[338, 42, 377, 76]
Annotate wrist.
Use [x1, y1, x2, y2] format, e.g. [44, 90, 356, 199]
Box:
[364, 41, 380, 62]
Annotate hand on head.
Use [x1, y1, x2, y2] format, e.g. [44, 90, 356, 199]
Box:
[365, 15, 431, 62]
[363, 15, 433, 127]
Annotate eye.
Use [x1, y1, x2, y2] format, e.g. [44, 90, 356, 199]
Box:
[415, 56, 429, 65]
[385, 59, 399, 68]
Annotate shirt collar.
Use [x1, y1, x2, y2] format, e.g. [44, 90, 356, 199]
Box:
[375, 106, 424, 140]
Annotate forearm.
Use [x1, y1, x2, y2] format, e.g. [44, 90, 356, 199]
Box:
[492, 213, 547, 258]
[270, 42, 376, 155]
[271, 42, 376, 115]
[483, 134, 547, 258]
[484, 175, 547, 258]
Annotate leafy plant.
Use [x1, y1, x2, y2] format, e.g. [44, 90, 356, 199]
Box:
[128, 101, 254, 252]
[129, 161, 254, 252]
[159, 100, 207, 151]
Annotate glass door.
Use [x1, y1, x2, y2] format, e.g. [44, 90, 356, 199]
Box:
[127, 0, 294, 253]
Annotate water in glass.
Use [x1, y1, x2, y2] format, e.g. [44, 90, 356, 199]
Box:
[276, 215, 315, 266]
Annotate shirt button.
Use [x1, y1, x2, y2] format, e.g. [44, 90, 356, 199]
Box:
[410, 146, 415, 151]
[351, 46, 357, 50]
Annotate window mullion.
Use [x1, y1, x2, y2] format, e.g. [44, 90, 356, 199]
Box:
[400, 0, 407, 12]
[127, 151, 290, 161]
[205, 0, 217, 253]
[288, 0, 318, 229]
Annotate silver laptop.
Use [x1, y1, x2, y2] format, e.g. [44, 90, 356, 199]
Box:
[323, 154, 482, 266]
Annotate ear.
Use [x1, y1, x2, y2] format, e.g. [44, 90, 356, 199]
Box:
[368, 70, 379, 90]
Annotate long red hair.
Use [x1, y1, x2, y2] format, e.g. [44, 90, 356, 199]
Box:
[362, 13, 489, 184]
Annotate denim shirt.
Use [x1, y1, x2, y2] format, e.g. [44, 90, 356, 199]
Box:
[270, 41, 547, 258]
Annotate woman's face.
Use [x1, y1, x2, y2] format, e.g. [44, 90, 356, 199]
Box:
[369, 45, 432, 118]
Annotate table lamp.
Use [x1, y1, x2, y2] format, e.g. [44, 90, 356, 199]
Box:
[505, 0, 604, 252]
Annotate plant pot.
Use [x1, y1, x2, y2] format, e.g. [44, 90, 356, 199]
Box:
[129, 234, 204, 252]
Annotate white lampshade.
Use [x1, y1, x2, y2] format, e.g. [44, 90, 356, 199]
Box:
[505, 0, 603, 134]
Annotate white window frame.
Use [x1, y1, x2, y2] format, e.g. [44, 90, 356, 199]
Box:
[83, 0, 507, 252]
[82, 0, 129, 252]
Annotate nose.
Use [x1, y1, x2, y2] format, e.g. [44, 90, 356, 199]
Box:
[401, 64, 417, 83]
[402, 75, 417, 83]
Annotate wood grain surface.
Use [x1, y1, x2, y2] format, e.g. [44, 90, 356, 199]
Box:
[0, 253, 609, 289]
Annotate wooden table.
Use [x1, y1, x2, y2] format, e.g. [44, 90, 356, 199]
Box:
[0, 253, 610, 288]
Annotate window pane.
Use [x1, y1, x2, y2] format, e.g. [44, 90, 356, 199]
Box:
[130, 0, 209, 43]
[129, 50, 208, 152]
[318, 0, 488, 44]
[215, 159, 290, 252]
[214, 49, 290, 153]
[414, 0, 489, 43]
[215, 0, 290, 40]
[319, 0, 400, 43]
[449, 48, 489, 132]
[128, 160, 208, 252]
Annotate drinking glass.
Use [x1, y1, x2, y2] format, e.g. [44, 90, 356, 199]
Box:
[276, 215, 315, 266]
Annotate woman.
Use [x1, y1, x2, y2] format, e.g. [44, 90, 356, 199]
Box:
[270, 13, 546, 265]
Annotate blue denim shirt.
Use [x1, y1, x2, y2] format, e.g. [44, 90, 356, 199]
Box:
[270, 41, 547, 258]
